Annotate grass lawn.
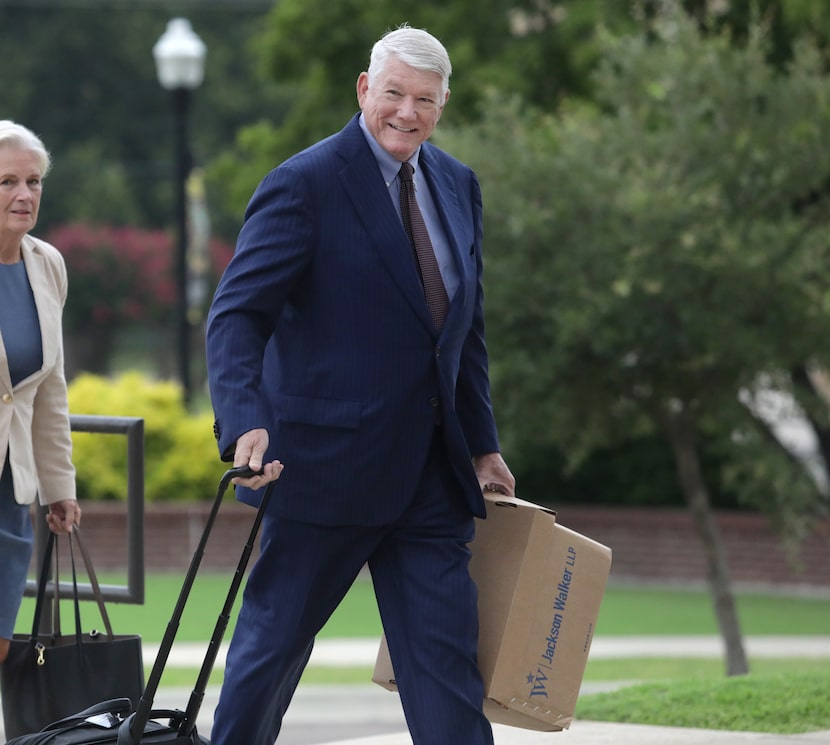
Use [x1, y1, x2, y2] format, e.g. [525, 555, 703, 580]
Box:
[20, 575, 830, 642]
[575, 668, 830, 734]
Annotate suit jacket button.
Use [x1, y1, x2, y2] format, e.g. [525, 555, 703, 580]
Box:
[1, 393, 12, 404]
[429, 397, 440, 408]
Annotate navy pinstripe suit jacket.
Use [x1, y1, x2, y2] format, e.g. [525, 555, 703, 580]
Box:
[206, 114, 500, 526]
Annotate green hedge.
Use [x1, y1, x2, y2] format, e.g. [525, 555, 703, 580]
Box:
[67, 372, 226, 501]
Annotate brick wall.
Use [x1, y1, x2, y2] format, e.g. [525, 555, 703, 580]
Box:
[555, 505, 830, 590]
[67, 502, 830, 590]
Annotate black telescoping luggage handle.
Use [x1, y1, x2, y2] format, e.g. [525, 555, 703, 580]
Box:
[124, 466, 276, 744]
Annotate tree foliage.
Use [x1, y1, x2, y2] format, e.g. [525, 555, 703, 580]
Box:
[0, 0, 288, 238]
[440, 8, 830, 505]
[437, 2, 830, 674]
[208, 0, 830, 219]
[208, 0, 640, 217]
[4, 1, 830, 242]
[4, 0, 830, 512]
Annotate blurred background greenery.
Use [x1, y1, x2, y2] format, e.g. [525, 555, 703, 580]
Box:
[8, 0, 822, 517]
[7, 0, 830, 679]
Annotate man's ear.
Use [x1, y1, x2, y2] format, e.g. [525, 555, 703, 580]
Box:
[356, 72, 369, 108]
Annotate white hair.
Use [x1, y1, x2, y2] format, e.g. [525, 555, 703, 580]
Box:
[367, 25, 452, 99]
[0, 120, 51, 177]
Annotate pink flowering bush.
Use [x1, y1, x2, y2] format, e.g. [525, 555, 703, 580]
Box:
[45, 223, 233, 375]
[46, 223, 233, 332]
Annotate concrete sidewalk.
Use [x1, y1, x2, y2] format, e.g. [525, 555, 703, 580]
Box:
[147, 681, 830, 745]
[144, 634, 830, 668]
[144, 635, 829, 745]
[144, 682, 830, 745]
[327, 720, 830, 745]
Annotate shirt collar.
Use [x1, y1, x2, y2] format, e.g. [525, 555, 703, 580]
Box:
[358, 113, 422, 186]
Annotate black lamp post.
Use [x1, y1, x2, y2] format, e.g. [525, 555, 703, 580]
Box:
[153, 18, 206, 406]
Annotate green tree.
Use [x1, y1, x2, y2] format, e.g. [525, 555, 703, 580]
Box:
[0, 0, 288, 239]
[439, 4, 830, 675]
[208, 0, 830, 220]
[208, 0, 640, 217]
[5, 1, 830, 241]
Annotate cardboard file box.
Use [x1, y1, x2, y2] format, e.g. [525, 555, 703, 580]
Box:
[372, 494, 612, 731]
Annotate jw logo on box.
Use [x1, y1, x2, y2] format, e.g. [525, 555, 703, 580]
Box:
[528, 545, 577, 700]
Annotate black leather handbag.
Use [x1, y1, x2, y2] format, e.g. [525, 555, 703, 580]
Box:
[0, 526, 145, 740]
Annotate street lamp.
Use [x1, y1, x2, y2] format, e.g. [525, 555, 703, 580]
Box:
[153, 18, 206, 406]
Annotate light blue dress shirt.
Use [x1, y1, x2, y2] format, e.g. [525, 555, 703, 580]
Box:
[358, 114, 460, 300]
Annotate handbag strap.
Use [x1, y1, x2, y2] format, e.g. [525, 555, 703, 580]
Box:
[29, 530, 57, 639]
[68, 530, 85, 650]
[52, 531, 62, 635]
[28, 525, 115, 642]
[71, 525, 115, 638]
[64, 527, 116, 664]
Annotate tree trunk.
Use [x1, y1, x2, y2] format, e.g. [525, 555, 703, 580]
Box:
[662, 408, 750, 676]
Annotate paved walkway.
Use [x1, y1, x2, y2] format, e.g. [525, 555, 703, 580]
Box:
[328, 721, 830, 744]
[146, 634, 830, 668]
[147, 682, 830, 745]
[144, 635, 830, 745]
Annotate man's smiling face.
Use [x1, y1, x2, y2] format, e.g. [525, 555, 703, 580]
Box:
[357, 56, 449, 163]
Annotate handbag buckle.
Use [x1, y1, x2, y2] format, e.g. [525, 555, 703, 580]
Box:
[35, 641, 45, 666]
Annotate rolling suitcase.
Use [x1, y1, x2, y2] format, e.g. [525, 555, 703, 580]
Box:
[5, 466, 275, 745]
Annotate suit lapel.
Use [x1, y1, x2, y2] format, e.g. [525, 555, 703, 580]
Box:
[336, 119, 434, 331]
[419, 145, 470, 329]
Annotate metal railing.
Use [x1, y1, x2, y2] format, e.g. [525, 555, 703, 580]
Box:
[26, 414, 145, 605]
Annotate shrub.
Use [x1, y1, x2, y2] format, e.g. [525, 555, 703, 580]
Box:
[49, 222, 234, 334]
[68, 372, 226, 501]
[49, 224, 174, 332]
[48, 223, 234, 376]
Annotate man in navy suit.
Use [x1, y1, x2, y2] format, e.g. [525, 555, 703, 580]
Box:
[206, 24, 515, 745]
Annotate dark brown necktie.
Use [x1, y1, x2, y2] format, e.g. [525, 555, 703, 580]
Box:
[399, 162, 449, 331]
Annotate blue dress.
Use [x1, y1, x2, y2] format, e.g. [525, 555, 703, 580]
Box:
[0, 259, 43, 639]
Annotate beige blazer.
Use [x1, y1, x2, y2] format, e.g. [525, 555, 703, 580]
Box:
[0, 234, 76, 506]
